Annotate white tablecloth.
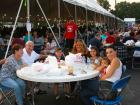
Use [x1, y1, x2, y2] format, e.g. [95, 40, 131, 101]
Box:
[16, 63, 99, 83]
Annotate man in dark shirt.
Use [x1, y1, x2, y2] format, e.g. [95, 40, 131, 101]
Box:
[89, 33, 102, 51]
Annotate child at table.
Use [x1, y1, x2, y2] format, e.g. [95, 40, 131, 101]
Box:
[89, 46, 101, 69]
[99, 57, 110, 78]
[53, 48, 70, 100]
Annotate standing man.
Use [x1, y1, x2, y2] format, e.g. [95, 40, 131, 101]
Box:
[64, 17, 77, 51]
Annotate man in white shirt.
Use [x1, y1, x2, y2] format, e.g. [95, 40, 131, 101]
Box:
[22, 41, 46, 94]
[22, 41, 40, 66]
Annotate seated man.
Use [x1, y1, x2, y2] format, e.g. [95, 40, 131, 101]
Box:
[22, 41, 46, 66]
[22, 41, 47, 94]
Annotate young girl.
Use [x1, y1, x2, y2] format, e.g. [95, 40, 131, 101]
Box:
[89, 46, 101, 69]
[99, 57, 110, 78]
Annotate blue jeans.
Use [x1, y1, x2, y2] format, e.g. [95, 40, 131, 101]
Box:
[80, 77, 99, 105]
[1, 78, 25, 105]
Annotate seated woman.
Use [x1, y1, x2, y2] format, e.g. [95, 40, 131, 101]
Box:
[72, 39, 88, 56]
[80, 45, 122, 105]
[70, 39, 89, 95]
[0, 58, 6, 101]
[0, 44, 26, 105]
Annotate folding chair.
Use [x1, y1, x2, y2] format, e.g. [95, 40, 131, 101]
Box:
[0, 84, 14, 105]
[90, 75, 131, 105]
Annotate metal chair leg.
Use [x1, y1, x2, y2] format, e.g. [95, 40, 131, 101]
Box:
[94, 101, 97, 105]
[0, 89, 13, 105]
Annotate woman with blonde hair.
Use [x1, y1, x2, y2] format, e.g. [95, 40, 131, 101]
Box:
[70, 39, 89, 96]
[71, 39, 88, 56]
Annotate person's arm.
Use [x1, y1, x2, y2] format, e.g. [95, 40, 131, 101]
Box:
[100, 58, 120, 80]
[18, 59, 28, 69]
[39, 54, 47, 59]
[0, 59, 6, 65]
[96, 64, 105, 72]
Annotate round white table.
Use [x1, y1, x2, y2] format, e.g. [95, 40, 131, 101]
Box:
[17, 65, 99, 83]
[16, 63, 99, 105]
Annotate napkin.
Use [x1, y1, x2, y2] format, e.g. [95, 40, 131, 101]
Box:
[65, 53, 83, 66]
[45, 55, 58, 68]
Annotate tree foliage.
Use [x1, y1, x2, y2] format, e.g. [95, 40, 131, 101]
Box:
[97, 0, 110, 10]
[111, 1, 140, 20]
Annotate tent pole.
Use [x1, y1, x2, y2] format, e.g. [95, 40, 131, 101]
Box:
[4, 0, 24, 58]
[36, 0, 61, 48]
[74, 4, 77, 23]
[94, 12, 96, 25]
[108, 16, 110, 30]
[100, 14, 102, 26]
[85, 1, 88, 31]
[104, 15, 106, 26]
[27, 0, 30, 40]
[85, 0, 89, 45]
[58, 0, 61, 40]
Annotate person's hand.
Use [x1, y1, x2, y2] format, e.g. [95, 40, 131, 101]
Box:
[0, 59, 6, 65]
[39, 54, 48, 60]
[100, 75, 106, 80]
[21, 64, 28, 68]
[101, 63, 106, 68]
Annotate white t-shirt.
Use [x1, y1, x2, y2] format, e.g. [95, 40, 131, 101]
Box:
[50, 40, 57, 54]
[105, 61, 122, 83]
[22, 48, 40, 66]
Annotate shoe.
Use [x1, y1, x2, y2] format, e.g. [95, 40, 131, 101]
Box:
[34, 88, 39, 93]
[65, 93, 71, 99]
[36, 90, 47, 95]
[26, 92, 31, 96]
[55, 95, 60, 100]
[15, 101, 28, 105]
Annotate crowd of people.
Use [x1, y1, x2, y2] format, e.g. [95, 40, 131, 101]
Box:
[0, 18, 140, 105]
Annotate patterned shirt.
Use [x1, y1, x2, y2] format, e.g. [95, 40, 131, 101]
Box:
[0, 54, 22, 82]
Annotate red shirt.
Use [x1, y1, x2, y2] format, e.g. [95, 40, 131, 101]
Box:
[12, 38, 25, 46]
[106, 35, 116, 44]
[64, 21, 77, 39]
[100, 68, 106, 78]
